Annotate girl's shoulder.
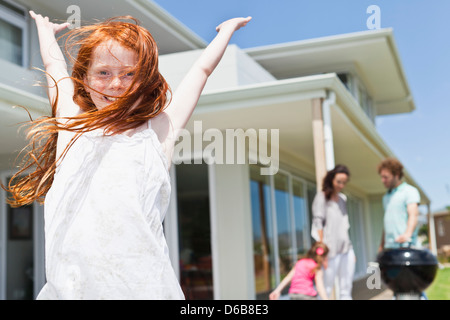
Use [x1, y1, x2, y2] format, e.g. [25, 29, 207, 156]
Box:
[297, 258, 318, 268]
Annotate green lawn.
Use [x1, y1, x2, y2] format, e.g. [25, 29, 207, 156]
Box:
[426, 266, 450, 300]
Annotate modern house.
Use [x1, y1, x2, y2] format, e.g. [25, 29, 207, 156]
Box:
[0, 0, 430, 300]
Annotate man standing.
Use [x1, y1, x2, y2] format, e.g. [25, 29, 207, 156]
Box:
[377, 158, 421, 251]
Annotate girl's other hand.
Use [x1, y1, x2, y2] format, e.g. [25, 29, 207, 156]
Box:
[216, 16, 252, 33]
[29, 10, 70, 35]
[269, 290, 280, 300]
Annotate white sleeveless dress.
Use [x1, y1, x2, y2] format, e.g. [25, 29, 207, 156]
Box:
[37, 121, 184, 300]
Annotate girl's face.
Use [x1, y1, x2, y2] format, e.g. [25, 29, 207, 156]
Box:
[84, 40, 138, 110]
[332, 173, 348, 193]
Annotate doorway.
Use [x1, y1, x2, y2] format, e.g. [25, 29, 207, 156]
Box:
[174, 163, 214, 299]
[0, 173, 45, 300]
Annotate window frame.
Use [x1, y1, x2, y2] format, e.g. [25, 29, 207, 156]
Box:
[250, 164, 313, 298]
[0, 0, 29, 67]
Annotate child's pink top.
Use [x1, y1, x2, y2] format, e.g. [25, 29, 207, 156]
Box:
[288, 258, 318, 296]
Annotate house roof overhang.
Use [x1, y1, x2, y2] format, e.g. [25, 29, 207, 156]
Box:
[189, 73, 429, 204]
[17, 0, 207, 54]
[245, 29, 415, 116]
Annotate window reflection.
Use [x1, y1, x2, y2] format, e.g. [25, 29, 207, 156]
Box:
[250, 166, 312, 299]
[347, 195, 366, 277]
[250, 165, 275, 299]
[176, 163, 213, 299]
[274, 173, 294, 278]
[292, 179, 307, 256]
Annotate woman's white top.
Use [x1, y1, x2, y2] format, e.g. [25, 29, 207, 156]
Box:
[311, 191, 352, 258]
[37, 121, 184, 300]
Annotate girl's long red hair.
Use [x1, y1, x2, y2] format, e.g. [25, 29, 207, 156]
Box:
[4, 16, 171, 207]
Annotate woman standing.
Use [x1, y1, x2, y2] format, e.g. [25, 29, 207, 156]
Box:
[311, 165, 355, 300]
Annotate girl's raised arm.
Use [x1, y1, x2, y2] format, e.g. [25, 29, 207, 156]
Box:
[30, 11, 80, 119]
[166, 16, 251, 129]
[152, 17, 251, 162]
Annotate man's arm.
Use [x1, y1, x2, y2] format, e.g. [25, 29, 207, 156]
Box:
[395, 203, 419, 244]
[378, 230, 385, 252]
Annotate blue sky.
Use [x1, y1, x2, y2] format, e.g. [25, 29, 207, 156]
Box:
[154, 0, 450, 211]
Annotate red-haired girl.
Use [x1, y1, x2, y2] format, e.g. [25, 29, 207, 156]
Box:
[269, 242, 330, 300]
[6, 10, 251, 299]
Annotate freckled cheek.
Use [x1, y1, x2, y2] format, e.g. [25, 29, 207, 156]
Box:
[88, 79, 108, 94]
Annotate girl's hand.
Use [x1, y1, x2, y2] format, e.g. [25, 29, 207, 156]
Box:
[29, 10, 70, 35]
[216, 16, 252, 33]
[269, 290, 280, 300]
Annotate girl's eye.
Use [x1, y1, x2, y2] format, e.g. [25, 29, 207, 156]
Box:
[98, 71, 109, 76]
[126, 72, 135, 77]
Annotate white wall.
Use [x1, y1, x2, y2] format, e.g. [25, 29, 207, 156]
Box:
[211, 163, 255, 299]
[159, 44, 276, 92]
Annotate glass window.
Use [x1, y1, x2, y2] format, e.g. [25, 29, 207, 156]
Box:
[306, 184, 317, 244]
[292, 179, 307, 256]
[250, 165, 275, 299]
[337, 73, 350, 90]
[0, 18, 22, 65]
[250, 165, 314, 299]
[347, 195, 366, 277]
[357, 83, 376, 123]
[175, 163, 213, 299]
[358, 86, 366, 110]
[0, 1, 27, 66]
[273, 172, 294, 277]
[437, 219, 445, 237]
[3, 176, 34, 300]
[339, 72, 375, 123]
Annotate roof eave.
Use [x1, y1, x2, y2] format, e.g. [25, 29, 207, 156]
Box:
[128, 0, 207, 49]
[244, 29, 416, 117]
[196, 74, 429, 203]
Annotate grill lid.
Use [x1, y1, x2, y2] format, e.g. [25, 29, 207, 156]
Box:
[377, 248, 438, 266]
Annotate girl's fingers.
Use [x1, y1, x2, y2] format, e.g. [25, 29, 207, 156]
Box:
[29, 10, 39, 19]
[54, 23, 70, 33]
[216, 16, 252, 32]
[29, 10, 69, 33]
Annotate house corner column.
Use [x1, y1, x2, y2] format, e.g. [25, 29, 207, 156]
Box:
[311, 98, 327, 192]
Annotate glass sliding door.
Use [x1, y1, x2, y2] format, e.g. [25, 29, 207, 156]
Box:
[250, 165, 275, 299]
[250, 165, 314, 299]
[347, 195, 366, 277]
[273, 172, 294, 278]
[6, 204, 34, 299]
[1, 176, 34, 300]
[175, 163, 213, 299]
[306, 184, 317, 245]
[292, 178, 308, 256]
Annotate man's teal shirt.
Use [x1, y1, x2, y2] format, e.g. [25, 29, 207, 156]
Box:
[383, 182, 420, 248]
